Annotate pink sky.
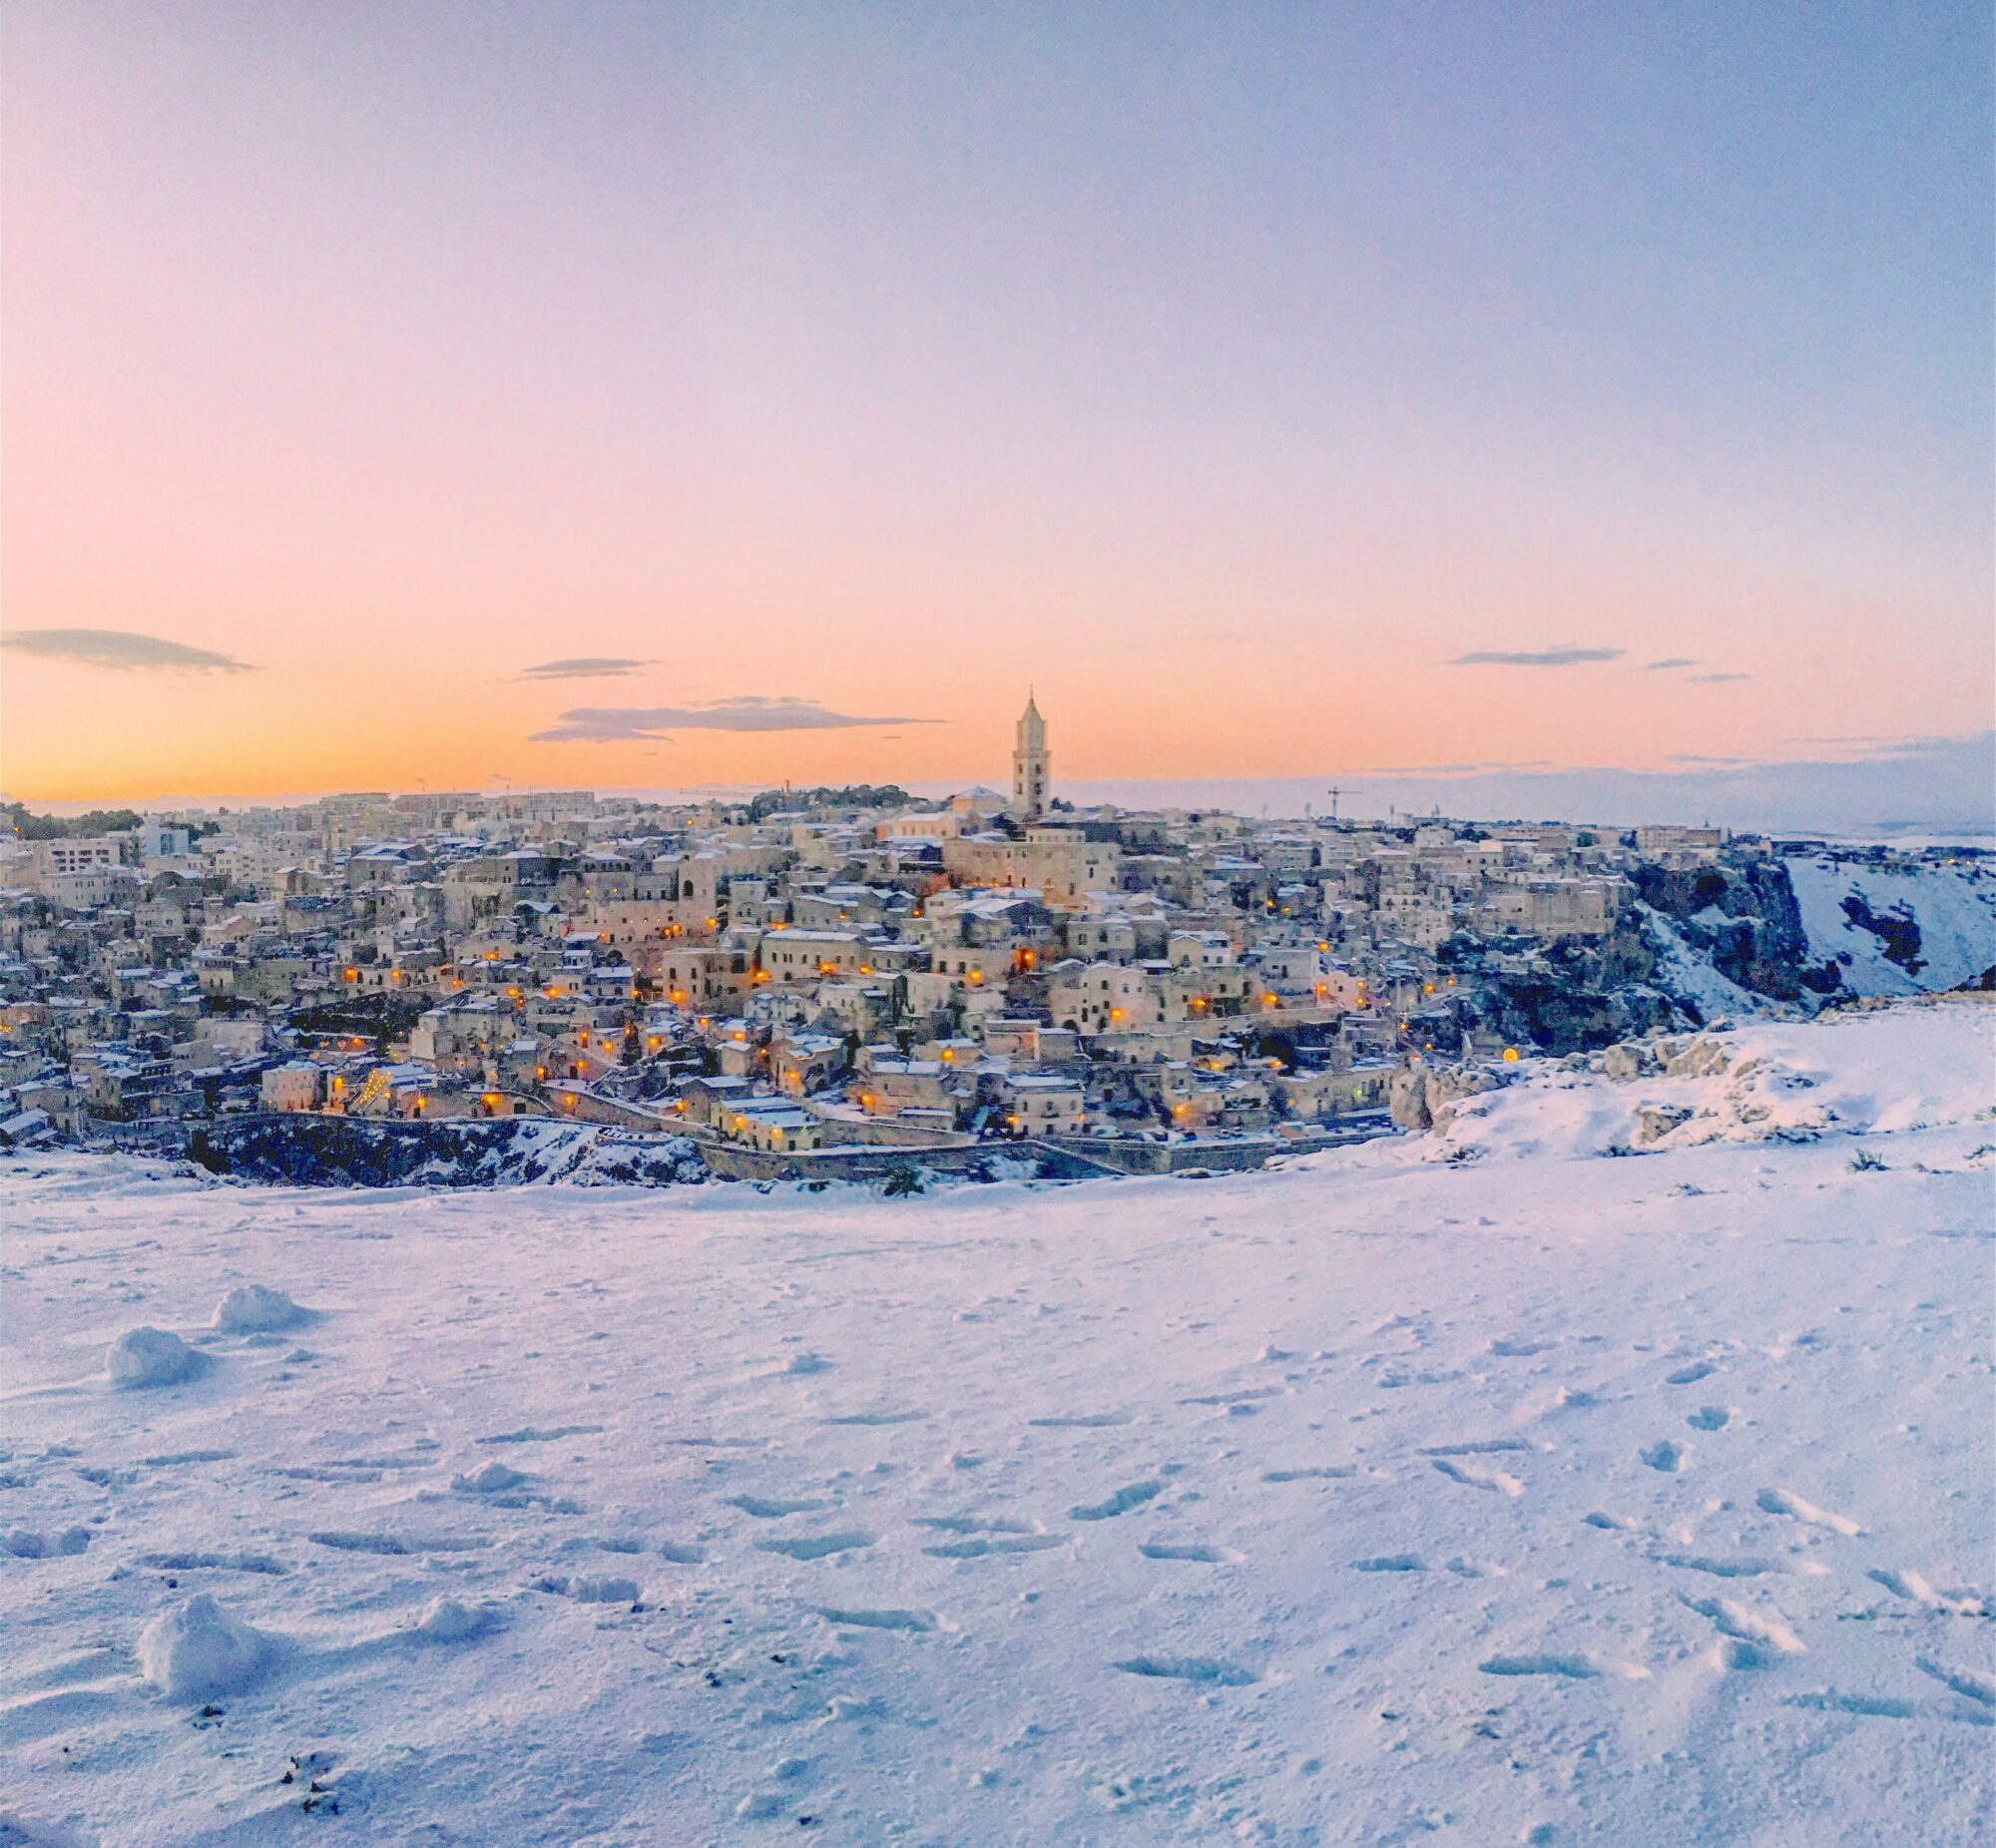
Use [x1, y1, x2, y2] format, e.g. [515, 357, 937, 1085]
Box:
[3, 5, 1986, 801]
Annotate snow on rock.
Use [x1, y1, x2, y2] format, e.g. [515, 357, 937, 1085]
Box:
[105, 1325, 208, 1390]
[137, 1594, 270, 1699]
[1786, 852, 1996, 996]
[4, 998, 1992, 1843]
[199, 1114, 707, 1188]
[1413, 1004, 1993, 1161]
[1640, 905, 1770, 1023]
[212, 1284, 305, 1333]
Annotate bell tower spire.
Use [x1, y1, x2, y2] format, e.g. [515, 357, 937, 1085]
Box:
[1011, 692, 1049, 820]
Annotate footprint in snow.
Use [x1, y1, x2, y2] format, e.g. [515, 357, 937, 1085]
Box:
[530, 1573, 640, 1604]
[1479, 1651, 1648, 1681]
[309, 1530, 486, 1557]
[1658, 1552, 1829, 1580]
[1680, 1592, 1805, 1666]
[1431, 1459, 1523, 1496]
[1755, 1487, 1862, 1536]
[1916, 1657, 1996, 1706]
[1641, 1440, 1690, 1474]
[1113, 1654, 1255, 1686]
[926, 1534, 1066, 1559]
[914, 1514, 1037, 1536]
[1780, 1690, 1918, 1720]
[1666, 1361, 1719, 1386]
[754, 1531, 874, 1561]
[475, 1423, 603, 1446]
[1866, 1568, 1989, 1616]
[1071, 1481, 1163, 1521]
[811, 1606, 936, 1632]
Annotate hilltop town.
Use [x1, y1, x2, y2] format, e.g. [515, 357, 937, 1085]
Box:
[2, 698, 1989, 1180]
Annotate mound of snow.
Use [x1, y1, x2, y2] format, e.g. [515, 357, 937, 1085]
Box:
[451, 1462, 528, 1495]
[106, 1326, 208, 1390]
[3, 1526, 90, 1559]
[212, 1284, 305, 1333]
[138, 1594, 270, 1699]
[412, 1596, 491, 1642]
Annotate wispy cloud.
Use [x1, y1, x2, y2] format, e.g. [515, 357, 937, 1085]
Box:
[531, 695, 938, 743]
[1360, 758, 1551, 775]
[1447, 646, 1623, 668]
[517, 657, 654, 681]
[1686, 672, 1749, 684]
[1, 627, 255, 673]
[1785, 734, 1899, 748]
[1667, 752, 1756, 766]
[1784, 731, 1980, 761]
[1643, 657, 1700, 671]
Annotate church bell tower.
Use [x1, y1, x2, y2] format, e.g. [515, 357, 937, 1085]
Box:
[1010, 692, 1049, 820]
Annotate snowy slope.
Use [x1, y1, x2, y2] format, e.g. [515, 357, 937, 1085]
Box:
[1637, 905, 1772, 1024]
[2, 1003, 1992, 1846]
[1785, 852, 1996, 995]
[1387, 1003, 1995, 1163]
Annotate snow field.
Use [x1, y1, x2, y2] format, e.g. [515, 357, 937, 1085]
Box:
[0, 1001, 1991, 1844]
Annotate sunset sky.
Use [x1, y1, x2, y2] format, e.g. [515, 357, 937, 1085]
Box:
[3, 3, 1988, 804]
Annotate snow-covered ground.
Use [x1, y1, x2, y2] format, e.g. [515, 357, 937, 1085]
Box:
[2, 1003, 1992, 1846]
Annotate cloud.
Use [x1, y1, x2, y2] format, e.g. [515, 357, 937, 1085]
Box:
[1667, 752, 1756, 766]
[531, 695, 938, 743]
[1, 627, 255, 673]
[1784, 732, 1971, 761]
[1643, 658, 1700, 671]
[1361, 758, 1551, 775]
[1686, 672, 1749, 684]
[1785, 734, 1898, 748]
[517, 657, 654, 681]
[1447, 646, 1624, 668]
